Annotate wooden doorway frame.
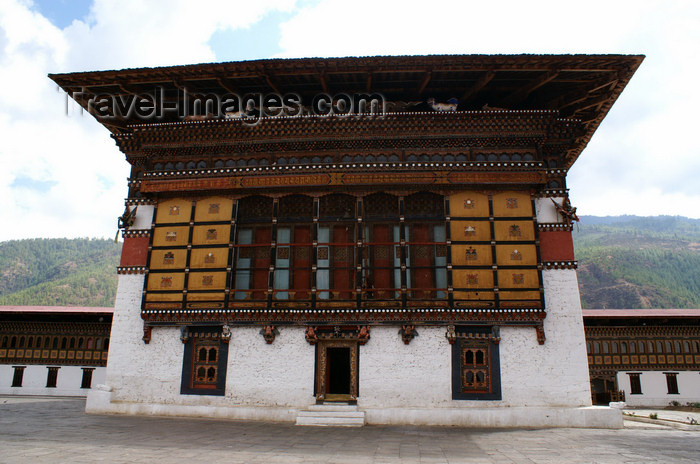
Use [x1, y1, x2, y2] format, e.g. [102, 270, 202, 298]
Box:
[315, 340, 358, 402]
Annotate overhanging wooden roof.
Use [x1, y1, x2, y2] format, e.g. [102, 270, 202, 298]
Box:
[50, 54, 643, 168]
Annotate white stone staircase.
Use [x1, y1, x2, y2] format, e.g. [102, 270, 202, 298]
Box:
[295, 404, 366, 427]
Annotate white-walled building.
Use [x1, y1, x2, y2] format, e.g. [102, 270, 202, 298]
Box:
[49, 54, 644, 427]
[0, 306, 111, 396]
[584, 309, 700, 407]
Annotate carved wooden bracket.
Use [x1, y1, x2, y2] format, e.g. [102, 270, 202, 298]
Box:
[260, 325, 277, 344]
[180, 326, 189, 344]
[399, 325, 417, 345]
[305, 326, 318, 345]
[357, 325, 370, 345]
[221, 324, 231, 344]
[142, 324, 152, 344]
[445, 324, 456, 344]
[535, 324, 546, 345]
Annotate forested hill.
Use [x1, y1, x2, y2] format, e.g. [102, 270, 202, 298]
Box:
[0, 238, 120, 307]
[574, 216, 700, 309]
[0, 216, 699, 308]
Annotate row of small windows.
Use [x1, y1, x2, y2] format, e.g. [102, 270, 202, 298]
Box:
[587, 339, 699, 355]
[10, 366, 94, 389]
[150, 153, 539, 171]
[1, 335, 109, 350]
[627, 372, 680, 395]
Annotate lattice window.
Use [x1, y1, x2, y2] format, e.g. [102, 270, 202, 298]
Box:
[460, 340, 491, 394]
[181, 328, 228, 396]
[452, 327, 501, 400]
[404, 192, 443, 218]
[320, 194, 355, 218]
[193, 341, 219, 388]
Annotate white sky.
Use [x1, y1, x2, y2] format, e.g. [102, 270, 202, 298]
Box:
[0, 0, 698, 241]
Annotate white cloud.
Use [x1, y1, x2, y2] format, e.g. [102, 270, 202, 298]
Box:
[0, 0, 698, 243]
[0, 0, 296, 241]
[276, 0, 700, 218]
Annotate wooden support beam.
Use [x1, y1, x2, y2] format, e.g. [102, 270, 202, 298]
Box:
[319, 72, 329, 94]
[216, 78, 237, 95]
[264, 75, 281, 95]
[416, 72, 431, 96]
[500, 70, 559, 107]
[572, 93, 613, 113]
[460, 70, 495, 103]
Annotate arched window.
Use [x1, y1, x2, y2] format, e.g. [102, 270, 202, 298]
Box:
[87, 338, 94, 349]
[19, 336, 25, 348]
[27, 337, 33, 349]
[475, 350, 484, 365]
[96, 338, 102, 350]
[52, 337, 59, 349]
[78, 338, 84, 349]
[612, 342, 618, 354]
[61, 337, 67, 349]
[69, 338, 76, 349]
[594, 342, 600, 354]
[1, 336, 7, 348]
[620, 342, 627, 354]
[602, 342, 609, 354]
[11, 336, 17, 348]
[638, 342, 645, 353]
[465, 350, 474, 364]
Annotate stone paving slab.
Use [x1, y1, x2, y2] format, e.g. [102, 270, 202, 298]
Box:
[1, 397, 699, 463]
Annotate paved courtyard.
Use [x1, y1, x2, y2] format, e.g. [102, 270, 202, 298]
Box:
[1, 396, 698, 463]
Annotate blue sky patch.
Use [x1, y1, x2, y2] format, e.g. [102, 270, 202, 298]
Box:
[33, 0, 93, 29]
[11, 175, 57, 193]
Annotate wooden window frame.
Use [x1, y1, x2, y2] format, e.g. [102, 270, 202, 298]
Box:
[451, 326, 501, 400]
[180, 327, 228, 396]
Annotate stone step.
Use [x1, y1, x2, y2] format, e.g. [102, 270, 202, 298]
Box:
[295, 406, 366, 427]
[306, 404, 360, 412]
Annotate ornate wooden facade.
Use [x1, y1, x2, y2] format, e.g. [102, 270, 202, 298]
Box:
[583, 309, 700, 404]
[51, 54, 643, 338]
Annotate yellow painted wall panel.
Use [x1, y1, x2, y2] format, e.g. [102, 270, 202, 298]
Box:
[495, 244, 538, 266]
[492, 191, 532, 217]
[453, 290, 495, 301]
[188, 271, 227, 291]
[190, 248, 229, 269]
[155, 199, 192, 223]
[452, 269, 494, 289]
[192, 224, 231, 245]
[187, 292, 226, 301]
[149, 249, 188, 269]
[493, 220, 535, 241]
[451, 244, 492, 266]
[497, 269, 540, 288]
[499, 290, 541, 301]
[449, 192, 489, 217]
[194, 197, 233, 222]
[450, 221, 491, 242]
[145, 293, 183, 302]
[147, 272, 185, 291]
[152, 226, 190, 247]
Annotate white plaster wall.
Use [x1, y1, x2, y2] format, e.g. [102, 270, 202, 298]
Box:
[227, 327, 314, 407]
[130, 205, 154, 230]
[0, 364, 106, 396]
[103, 274, 184, 404]
[534, 269, 592, 406]
[535, 196, 565, 223]
[359, 326, 452, 408]
[618, 371, 700, 407]
[99, 274, 316, 411]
